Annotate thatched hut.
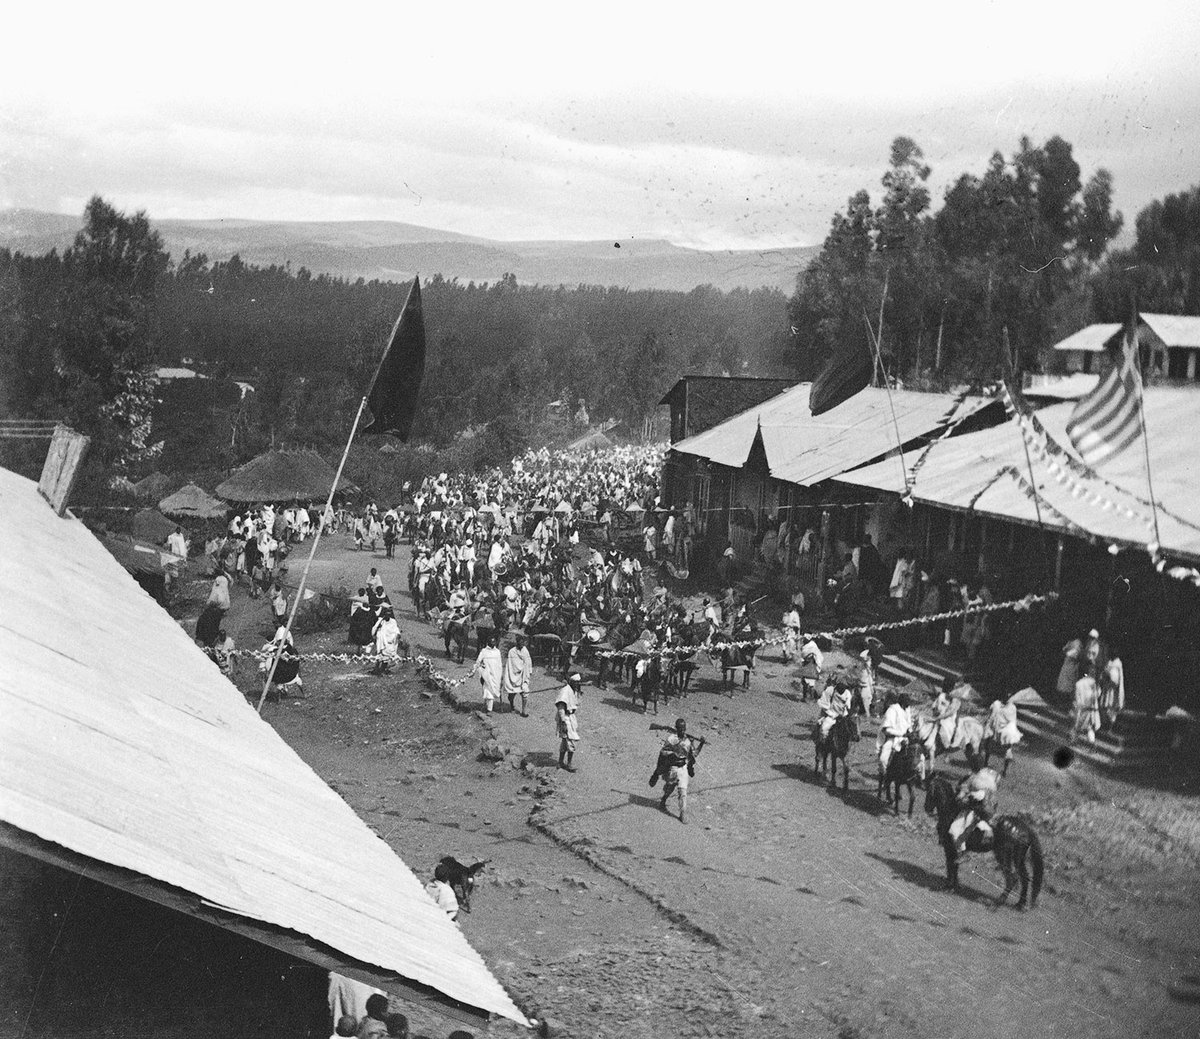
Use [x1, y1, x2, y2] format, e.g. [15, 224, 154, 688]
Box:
[215, 449, 355, 504]
[132, 471, 173, 500]
[131, 508, 178, 544]
[158, 483, 227, 520]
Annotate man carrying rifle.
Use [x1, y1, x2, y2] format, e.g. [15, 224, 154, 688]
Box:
[649, 717, 705, 824]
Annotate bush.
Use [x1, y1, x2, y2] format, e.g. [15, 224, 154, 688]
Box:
[292, 583, 352, 635]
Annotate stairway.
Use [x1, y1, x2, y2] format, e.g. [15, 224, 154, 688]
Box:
[1014, 702, 1178, 771]
[877, 648, 962, 690]
[876, 648, 1178, 770]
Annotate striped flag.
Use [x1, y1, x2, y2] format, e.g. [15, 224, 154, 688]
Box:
[1066, 330, 1144, 466]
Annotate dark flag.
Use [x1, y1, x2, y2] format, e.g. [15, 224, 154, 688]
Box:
[362, 276, 426, 439]
[809, 337, 873, 416]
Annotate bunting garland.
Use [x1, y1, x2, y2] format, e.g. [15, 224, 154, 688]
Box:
[903, 387, 977, 505]
[1000, 381, 1200, 586]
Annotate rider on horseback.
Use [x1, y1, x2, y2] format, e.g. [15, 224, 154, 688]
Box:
[877, 692, 914, 773]
[949, 749, 1000, 854]
[817, 676, 852, 737]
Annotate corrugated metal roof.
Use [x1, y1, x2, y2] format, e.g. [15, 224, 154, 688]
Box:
[1022, 373, 1102, 400]
[1051, 323, 1122, 352]
[837, 388, 1200, 560]
[673, 383, 990, 487]
[0, 466, 527, 1025]
[1141, 313, 1200, 349]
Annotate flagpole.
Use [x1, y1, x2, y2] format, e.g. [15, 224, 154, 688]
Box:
[256, 277, 420, 712]
[257, 395, 369, 713]
[1130, 314, 1163, 553]
[1004, 326, 1051, 587]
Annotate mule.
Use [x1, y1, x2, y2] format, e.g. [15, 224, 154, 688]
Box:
[441, 607, 479, 664]
[813, 713, 860, 790]
[632, 654, 667, 714]
[720, 644, 752, 695]
[877, 737, 924, 816]
[924, 774, 1043, 908]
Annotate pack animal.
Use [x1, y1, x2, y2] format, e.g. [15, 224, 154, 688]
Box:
[438, 856, 489, 913]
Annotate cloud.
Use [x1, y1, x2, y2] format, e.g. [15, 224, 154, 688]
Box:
[2, 3, 1198, 249]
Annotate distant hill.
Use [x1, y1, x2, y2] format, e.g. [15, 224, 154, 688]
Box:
[0, 209, 816, 293]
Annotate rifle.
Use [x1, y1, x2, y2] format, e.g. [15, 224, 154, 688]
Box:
[648, 723, 707, 750]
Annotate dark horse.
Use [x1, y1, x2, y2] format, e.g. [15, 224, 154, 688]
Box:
[812, 713, 860, 790]
[632, 654, 667, 714]
[441, 606, 479, 664]
[877, 737, 923, 817]
[924, 774, 1043, 908]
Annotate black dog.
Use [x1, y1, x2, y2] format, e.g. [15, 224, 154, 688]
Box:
[439, 856, 489, 912]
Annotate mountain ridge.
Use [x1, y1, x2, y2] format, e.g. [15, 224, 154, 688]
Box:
[0, 209, 815, 293]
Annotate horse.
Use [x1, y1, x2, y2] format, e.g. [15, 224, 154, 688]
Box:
[877, 737, 924, 816]
[914, 712, 985, 775]
[813, 713, 860, 790]
[924, 774, 1044, 908]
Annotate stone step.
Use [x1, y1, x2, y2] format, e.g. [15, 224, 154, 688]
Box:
[1015, 703, 1174, 770]
[877, 650, 962, 688]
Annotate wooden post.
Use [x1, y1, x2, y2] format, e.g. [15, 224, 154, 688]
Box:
[816, 509, 832, 591]
[257, 396, 368, 713]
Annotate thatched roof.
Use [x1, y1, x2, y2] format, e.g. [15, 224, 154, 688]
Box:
[131, 508, 178, 543]
[215, 449, 355, 503]
[566, 430, 614, 453]
[159, 482, 227, 520]
[132, 471, 173, 500]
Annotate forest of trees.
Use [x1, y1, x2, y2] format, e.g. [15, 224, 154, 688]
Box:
[789, 134, 1128, 384]
[0, 202, 792, 489]
[1, 141, 1198, 497]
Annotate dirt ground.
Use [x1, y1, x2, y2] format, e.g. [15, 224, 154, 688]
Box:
[190, 534, 1200, 1039]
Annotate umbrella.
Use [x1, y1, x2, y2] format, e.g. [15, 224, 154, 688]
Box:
[624, 503, 645, 513]
[554, 500, 573, 514]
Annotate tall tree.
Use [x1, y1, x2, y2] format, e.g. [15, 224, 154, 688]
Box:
[54, 196, 171, 476]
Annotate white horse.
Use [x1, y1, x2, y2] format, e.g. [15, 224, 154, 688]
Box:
[914, 708, 984, 772]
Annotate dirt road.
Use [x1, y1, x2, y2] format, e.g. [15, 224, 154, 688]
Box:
[211, 535, 1200, 1039]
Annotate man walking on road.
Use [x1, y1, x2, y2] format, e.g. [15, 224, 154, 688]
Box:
[650, 717, 704, 823]
[555, 672, 583, 771]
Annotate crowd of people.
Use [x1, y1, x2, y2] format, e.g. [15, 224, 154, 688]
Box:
[158, 436, 1138, 1032]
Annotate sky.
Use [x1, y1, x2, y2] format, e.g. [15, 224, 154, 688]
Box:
[2, 1, 1199, 250]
